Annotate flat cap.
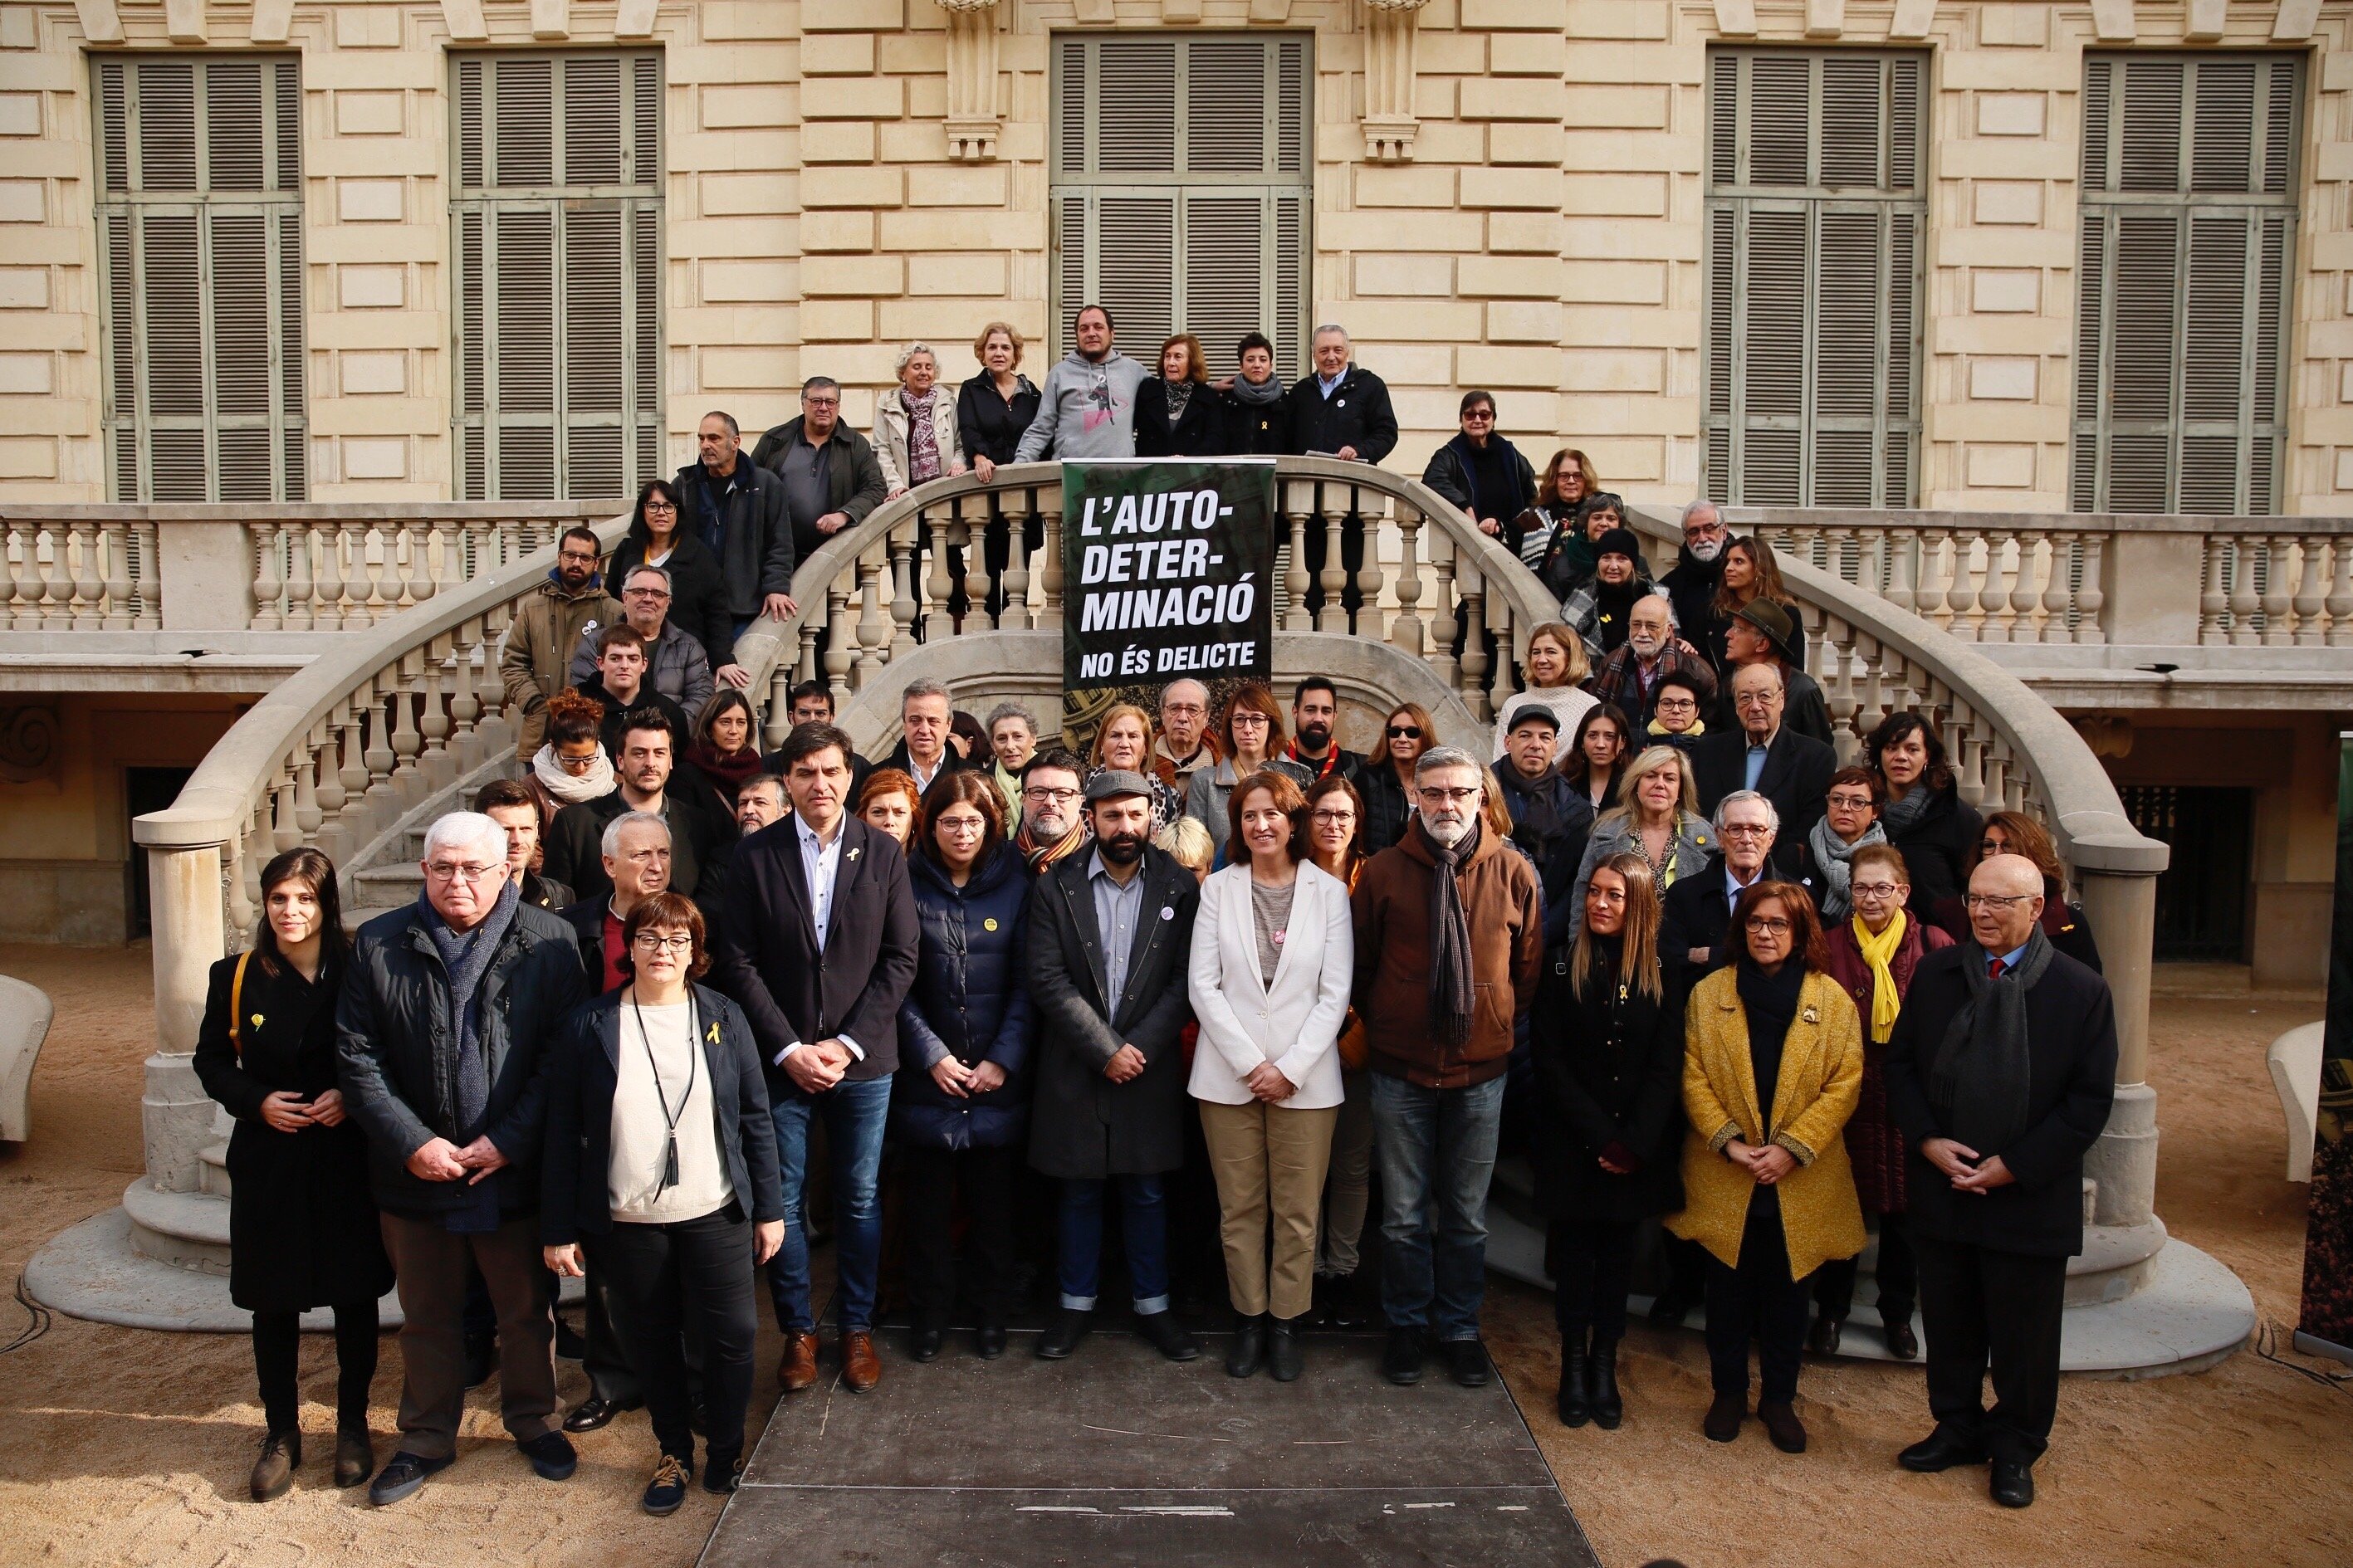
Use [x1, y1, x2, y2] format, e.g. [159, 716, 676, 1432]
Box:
[1084, 768, 1153, 804]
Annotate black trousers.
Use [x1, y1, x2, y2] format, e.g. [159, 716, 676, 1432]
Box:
[1550, 1218, 1639, 1344]
[903, 1144, 1022, 1326]
[1703, 1204, 1812, 1404]
[252, 1300, 379, 1435]
[589, 1207, 757, 1467]
[1812, 1215, 1918, 1325]
[1914, 1237, 2068, 1467]
[580, 1257, 642, 1403]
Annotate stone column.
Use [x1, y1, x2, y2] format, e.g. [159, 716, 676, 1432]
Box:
[144, 838, 228, 1196]
[2064, 818, 2168, 1297]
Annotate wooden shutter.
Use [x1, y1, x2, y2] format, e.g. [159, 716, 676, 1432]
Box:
[1700, 50, 1922, 506]
[1050, 34, 1311, 377]
[2071, 53, 2298, 515]
[452, 51, 661, 502]
[94, 56, 306, 501]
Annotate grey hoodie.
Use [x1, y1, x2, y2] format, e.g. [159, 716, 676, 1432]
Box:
[1013, 349, 1147, 462]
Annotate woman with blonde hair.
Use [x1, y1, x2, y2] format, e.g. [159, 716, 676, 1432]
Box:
[1136, 332, 1223, 457]
[958, 322, 1040, 486]
[1567, 745, 1715, 941]
[1088, 701, 1185, 832]
[1492, 622, 1598, 762]
[875, 341, 967, 500]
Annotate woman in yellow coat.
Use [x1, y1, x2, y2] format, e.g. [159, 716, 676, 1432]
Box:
[1668, 880, 1866, 1456]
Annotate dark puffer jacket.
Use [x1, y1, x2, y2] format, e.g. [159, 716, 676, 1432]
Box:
[893, 843, 1036, 1150]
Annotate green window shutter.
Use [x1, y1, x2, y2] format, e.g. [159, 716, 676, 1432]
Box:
[94, 56, 305, 501]
[452, 51, 662, 501]
[1700, 49, 1922, 506]
[2070, 53, 2298, 514]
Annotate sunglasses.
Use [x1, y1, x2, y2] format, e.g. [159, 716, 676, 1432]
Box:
[1387, 725, 1423, 740]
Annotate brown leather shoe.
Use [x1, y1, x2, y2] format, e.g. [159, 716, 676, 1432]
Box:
[1702, 1393, 1745, 1443]
[777, 1330, 820, 1392]
[333, 1429, 373, 1489]
[1758, 1399, 1808, 1453]
[841, 1330, 882, 1393]
[250, 1431, 300, 1501]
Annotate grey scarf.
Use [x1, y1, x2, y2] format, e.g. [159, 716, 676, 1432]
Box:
[421, 878, 521, 1142]
[1230, 371, 1284, 407]
[1879, 780, 1938, 838]
[1930, 929, 2055, 1155]
[1421, 818, 1481, 1050]
[1807, 816, 1887, 922]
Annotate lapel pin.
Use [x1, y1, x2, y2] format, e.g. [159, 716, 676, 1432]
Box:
[707, 1022, 722, 1045]
[249, 1014, 265, 1029]
[1802, 1005, 1820, 1023]
[847, 846, 862, 862]
[983, 917, 999, 932]
[1159, 906, 1175, 921]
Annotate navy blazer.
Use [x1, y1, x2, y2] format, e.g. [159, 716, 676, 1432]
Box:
[1691, 725, 1837, 878]
[539, 983, 783, 1245]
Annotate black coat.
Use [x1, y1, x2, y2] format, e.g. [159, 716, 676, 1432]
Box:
[537, 983, 784, 1245]
[1884, 945, 2118, 1258]
[1133, 379, 1226, 457]
[894, 844, 1036, 1150]
[1023, 847, 1199, 1180]
[571, 677, 693, 756]
[520, 871, 574, 914]
[707, 813, 921, 1092]
[193, 950, 394, 1312]
[1529, 951, 1685, 1224]
[1420, 432, 1536, 528]
[543, 786, 735, 906]
[609, 530, 734, 673]
[1355, 758, 1416, 857]
[956, 372, 1042, 466]
[1659, 547, 1724, 659]
[669, 459, 795, 623]
[335, 901, 590, 1221]
[877, 738, 980, 794]
[1884, 783, 1984, 920]
[1657, 854, 1822, 1002]
[1493, 764, 1596, 947]
[1284, 365, 1398, 463]
[555, 899, 616, 992]
[1690, 725, 1837, 877]
[1709, 663, 1832, 745]
[1218, 383, 1294, 455]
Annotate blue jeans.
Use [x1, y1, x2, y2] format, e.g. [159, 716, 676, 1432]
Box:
[766, 1075, 892, 1333]
[1370, 1072, 1504, 1341]
[1056, 1175, 1170, 1314]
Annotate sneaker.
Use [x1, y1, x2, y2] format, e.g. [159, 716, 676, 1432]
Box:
[704, 1452, 746, 1495]
[518, 1429, 578, 1482]
[1445, 1337, 1491, 1389]
[1133, 1310, 1201, 1363]
[1382, 1326, 1425, 1386]
[367, 1449, 454, 1508]
[642, 1453, 690, 1517]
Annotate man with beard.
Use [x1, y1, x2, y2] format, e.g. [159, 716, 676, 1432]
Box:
[1152, 679, 1219, 795]
[1587, 593, 1719, 731]
[542, 711, 734, 905]
[1014, 304, 1147, 462]
[1351, 748, 1541, 1390]
[1024, 772, 1202, 1364]
[1660, 500, 1730, 650]
[1490, 708, 1594, 950]
[1563, 529, 1671, 665]
[502, 525, 620, 762]
[1284, 677, 1362, 784]
[1013, 750, 1091, 872]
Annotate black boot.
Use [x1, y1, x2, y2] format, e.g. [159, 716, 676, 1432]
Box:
[1589, 1336, 1623, 1429]
[1555, 1329, 1590, 1428]
[1225, 1314, 1265, 1379]
[1265, 1316, 1304, 1382]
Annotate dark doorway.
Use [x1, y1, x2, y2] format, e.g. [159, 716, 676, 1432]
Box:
[2121, 784, 2253, 963]
[125, 766, 194, 940]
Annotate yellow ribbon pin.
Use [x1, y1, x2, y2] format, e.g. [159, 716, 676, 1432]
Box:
[983, 918, 999, 932]
[249, 1014, 265, 1030]
[707, 1022, 722, 1045]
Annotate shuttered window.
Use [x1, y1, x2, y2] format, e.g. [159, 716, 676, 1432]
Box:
[1701, 50, 1924, 507]
[94, 57, 306, 501]
[451, 52, 661, 501]
[1050, 36, 1310, 379]
[2071, 55, 2298, 515]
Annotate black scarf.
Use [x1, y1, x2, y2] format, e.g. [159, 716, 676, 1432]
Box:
[1734, 957, 1804, 1130]
[1932, 931, 2055, 1155]
[1421, 818, 1481, 1049]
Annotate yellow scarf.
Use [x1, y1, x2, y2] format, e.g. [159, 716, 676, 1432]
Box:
[1852, 908, 1907, 1044]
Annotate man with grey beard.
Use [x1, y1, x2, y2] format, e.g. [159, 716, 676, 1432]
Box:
[1349, 746, 1541, 1392]
[1661, 498, 1730, 642]
[1587, 590, 1719, 730]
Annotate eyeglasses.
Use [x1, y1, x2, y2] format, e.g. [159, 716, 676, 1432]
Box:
[1654, 695, 1696, 711]
[558, 550, 600, 565]
[1387, 725, 1423, 740]
[1827, 794, 1876, 812]
[1963, 893, 2035, 911]
[1744, 916, 1792, 935]
[630, 931, 694, 953]
[426, 861, 502, 883]
[1024, 786, 1079, 804]
[1850, 882, 1904, 900]
[1720, 823, 1772, 838]
[555, 751, 599, 772]
[1162, 701, 1206, 717]
[624, 587, 671, 600]
[643, 501, 677, 515]
[803, 395, 840, 409]
[1229, 712, 1270, 728]
[1309, 808, 1357, 826]
[1462, 409, 1494, 423]
[1416, 786, 1480, 805]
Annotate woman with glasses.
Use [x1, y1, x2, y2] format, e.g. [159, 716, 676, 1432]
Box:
[609, 479, 736, 681]
[526, 690, 617, 831]
[1868, 711, 1982, 921]
[543, 892, 783, 1514]
[1186, 685, 1310, 860]
[1669, 882, 1865, 1454]
[1812, 843, 1950, 1360]
[893, 772, 1035, 1360]
[1643, 673, 1709, 757]
[1568, 745, 1715, 942]
[1358, 702, 1436, 856]
[1531, 852, 1682, 1430]
[1798, 766, 1889, 925]
[1421, 390, 1536, 547]
[1930, 810, 2102, 974]
[1506, 448, 1597, 574]
[1299, 774, 1377, 1325]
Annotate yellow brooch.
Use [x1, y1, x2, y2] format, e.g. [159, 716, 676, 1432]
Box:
[249, 1014, 265, 1029]
[983, 918, 999, 932]
[707, 1022, 723, 1045]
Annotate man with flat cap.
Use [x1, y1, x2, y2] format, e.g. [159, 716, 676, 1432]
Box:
[1023, 768, 1203, 1365]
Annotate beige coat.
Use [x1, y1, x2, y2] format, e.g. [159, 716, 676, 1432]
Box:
[873, 387, 966, 493]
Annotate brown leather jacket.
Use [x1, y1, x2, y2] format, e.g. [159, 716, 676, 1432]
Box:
[1349, 824, 1541, 1089]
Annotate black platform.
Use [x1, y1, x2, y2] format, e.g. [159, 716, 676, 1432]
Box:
[701, 1326, 1597, 1567]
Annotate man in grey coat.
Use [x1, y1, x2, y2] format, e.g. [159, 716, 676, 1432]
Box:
[1013, 304, 1147, 462]
[1023, 770, 1200, 1364]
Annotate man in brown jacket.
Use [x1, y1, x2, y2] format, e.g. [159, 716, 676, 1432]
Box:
[500, 526, 619, 760]
[1351, 745, 1541, 1390]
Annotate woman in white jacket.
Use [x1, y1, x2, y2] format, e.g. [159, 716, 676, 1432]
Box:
[1186, 769, 1353, 1383]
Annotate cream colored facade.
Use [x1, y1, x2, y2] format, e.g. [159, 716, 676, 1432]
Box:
[1, 0, 2350, 511]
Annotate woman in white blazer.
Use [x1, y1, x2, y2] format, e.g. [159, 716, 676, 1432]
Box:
[1187, 769, 1353, 1383]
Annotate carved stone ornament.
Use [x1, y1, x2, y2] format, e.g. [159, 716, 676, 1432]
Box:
[942, 0, 1004, 162]
[1361, 0, 1430, 162]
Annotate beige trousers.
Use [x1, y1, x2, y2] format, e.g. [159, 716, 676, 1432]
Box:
[1199, 1098, 1340, 1321]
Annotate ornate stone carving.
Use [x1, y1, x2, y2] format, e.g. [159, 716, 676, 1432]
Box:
[941, 0, 1003, 163]
[1361, 0, 1431, 164]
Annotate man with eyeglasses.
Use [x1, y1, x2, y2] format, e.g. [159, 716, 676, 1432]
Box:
[1658, 790, 1795, 999]
[1589, 593, 1718, 731]
[337, 811, 590, 1507]
[1012, 749, 1090, 872]
[543, 710, 735, 907]
[1151, 679, 1219, 796]
[501, 525, 621, 762]
[753, 377, 890, 564]
[1350, 746, 1540, 1391]
[672, 410, 796, 646]
[1885, 853, 2118, 1512]
[568, 564, 716, 722]
[1660, 499, 1731, 650]
[1693, 661, 1834, 878]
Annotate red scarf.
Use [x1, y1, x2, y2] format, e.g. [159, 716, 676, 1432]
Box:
[1284, 740, 1344, 781]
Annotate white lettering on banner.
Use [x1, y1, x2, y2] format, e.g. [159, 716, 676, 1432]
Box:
[1078, 536, 1220, 586]
[1077, 574, 1256, 633]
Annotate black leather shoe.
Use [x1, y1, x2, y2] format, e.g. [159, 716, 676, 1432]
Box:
[1266, 1316, 1304, 1382]
[1035, 1308, 1091, 1360]
[250, 1430, 300, 1502]
[1135, 1310, 1201, 1363]
[1883, 1316, 1920, 1360]
[1808, 1313, 1843, 1356]
[1702, 1393, 1744, 1443]
[1589, 1337, 1623, 1429]
[1990, 1459, 2035, 1509]
[1647, 1290, 1695, 1328]
[1899, 1428, 1989, 1473]
[562, 1395, 639, 1434]
[368, 1450, 454, 1508]
[519, 1430, 578, 1482]
[975, 1323, 1008, 1360]
[1445, 1337, 1490, 1389]
[1758, 1399, 1808, 1454]
[1383, 1326, 1424, 1385]
[1225, 1314, 1265, 1378]
[911, 1326, 945, 1363]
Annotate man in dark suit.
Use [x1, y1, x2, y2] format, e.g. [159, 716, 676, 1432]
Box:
[1657, 790, 1808, 1000]
[1692, 662, 1836, 877]
[1884, 853, 2118, 1512]
[707, 721, 919, 1396]
[1023, 769, 1202, 1365]
[875, 677, 978, 798]
[542, 711, 733, 905]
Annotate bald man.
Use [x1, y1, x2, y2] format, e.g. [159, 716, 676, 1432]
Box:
[1882, 852, 2117, 1512]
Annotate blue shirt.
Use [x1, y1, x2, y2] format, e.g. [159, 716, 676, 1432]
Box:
[1317, 368, 1347, 399]
[1744, 742, 1769, 791]
[1088, 850, 1147, 1009]
[1991, 942, 2030, 975]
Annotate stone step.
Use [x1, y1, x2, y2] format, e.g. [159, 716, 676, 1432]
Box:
[198, 1140, 231, 1199]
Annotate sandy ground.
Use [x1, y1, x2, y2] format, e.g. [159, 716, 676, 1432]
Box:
[0, 945, 2346, 1566]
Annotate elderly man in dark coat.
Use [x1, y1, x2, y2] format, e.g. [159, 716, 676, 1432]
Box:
[1885, 852, 2117, 1512]
[1024, 769, 1202, 1365]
